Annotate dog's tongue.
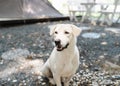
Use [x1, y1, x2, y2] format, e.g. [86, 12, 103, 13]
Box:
[57, 48, 62, 51]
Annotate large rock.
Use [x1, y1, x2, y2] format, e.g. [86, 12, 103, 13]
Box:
[79, 26, 91, 31]
[1, 48, 30, 60]
[82, 32, 101, 39]
[105, 28, 120, 34]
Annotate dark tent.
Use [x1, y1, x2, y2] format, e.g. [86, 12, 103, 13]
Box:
[0, 0, 63, 19]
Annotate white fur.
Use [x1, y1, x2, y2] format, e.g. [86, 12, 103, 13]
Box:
[41, 24, 81, 86]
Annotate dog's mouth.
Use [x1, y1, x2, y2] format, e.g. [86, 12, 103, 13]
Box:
[56, 43, 69, 51]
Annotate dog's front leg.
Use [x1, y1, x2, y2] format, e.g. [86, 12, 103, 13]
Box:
[64, 82, 69, 86]
[63, 77, 71, 86]
[53, 74, 61, 86]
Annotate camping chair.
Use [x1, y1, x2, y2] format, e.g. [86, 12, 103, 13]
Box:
[98, 0, 120, 25]
[80, 0, 97, 22]
[116, 7, 120, 23]
[67, 0, 86, 21]
[115, 0, 120, 23]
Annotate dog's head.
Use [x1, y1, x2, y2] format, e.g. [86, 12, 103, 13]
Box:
[50, 24, 81, 51]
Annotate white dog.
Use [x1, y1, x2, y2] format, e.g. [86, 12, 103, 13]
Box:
[41, 24, 81, 86]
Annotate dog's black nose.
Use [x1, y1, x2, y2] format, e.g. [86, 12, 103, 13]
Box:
[55, 40, 61, 46]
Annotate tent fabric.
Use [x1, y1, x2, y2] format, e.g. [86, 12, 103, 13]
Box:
[0, 0, 63, 19]
[0, 0, 23, 18]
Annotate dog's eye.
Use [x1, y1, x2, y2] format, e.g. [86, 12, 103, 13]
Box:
[65, 31, 69, 34]
[55, 31, 58, 34]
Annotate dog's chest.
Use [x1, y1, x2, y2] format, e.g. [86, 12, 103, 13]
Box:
[52, 53, 76, 76]
[61, 61, 75, 76]
[49, 48, 79, 76]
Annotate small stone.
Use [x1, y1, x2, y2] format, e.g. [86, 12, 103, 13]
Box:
[34, 71, 41, 76]
[2, 36, 5, 38]
[33, 43, 37, 47]
[92, 81, 99, 86]
[41, 82, 46, 85]
[7, 78, 11, 81]
[38, 76, 42, 79]
[19, 66, 24, 70]
[101, 42, 107, 45]
[22, 80, 25, 83]
[101, 33, 106, 37]
[114, 42, 119, 46]
[79, 26, 91, 31]
[93, 67, 100, 71]
[12, 79, 17, 83]
[86, 69, 89, 73]
[112, 75, 120, 80]
[7, 34, 12, 39]
[24, 83, 26, 85]
[0, 60, 3, 64]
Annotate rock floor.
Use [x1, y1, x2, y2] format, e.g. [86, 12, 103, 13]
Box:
[0, 21, 120, 86]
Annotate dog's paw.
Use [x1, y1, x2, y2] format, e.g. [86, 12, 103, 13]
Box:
[49, 78, 56, 85]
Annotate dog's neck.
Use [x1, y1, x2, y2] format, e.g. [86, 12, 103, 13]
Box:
[68, 37, 77, 50]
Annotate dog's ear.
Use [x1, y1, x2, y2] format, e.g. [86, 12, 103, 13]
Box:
[71, 24, 82, 37]
[50, 25, 56, 36]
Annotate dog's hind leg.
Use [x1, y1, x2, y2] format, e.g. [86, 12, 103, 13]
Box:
[53, 74, 62, 86]
[63, 76, 72, 86]
[49, 78, 56, 85]
[40, 63, 52, 77]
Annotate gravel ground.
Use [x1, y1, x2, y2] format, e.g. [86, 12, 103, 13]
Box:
[0, 21, 120, 86]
